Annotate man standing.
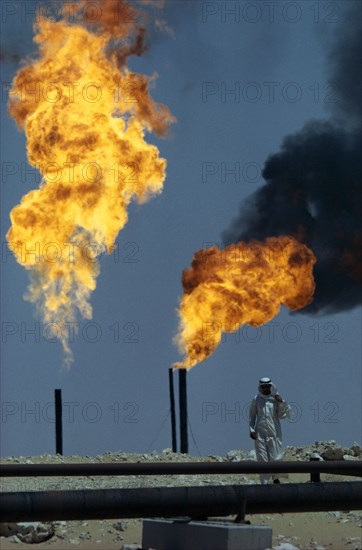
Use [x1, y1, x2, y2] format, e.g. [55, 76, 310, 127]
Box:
[249, 377, 291, 484]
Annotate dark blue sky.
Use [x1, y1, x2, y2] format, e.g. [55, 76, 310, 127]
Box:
[1, 0, 361, 457]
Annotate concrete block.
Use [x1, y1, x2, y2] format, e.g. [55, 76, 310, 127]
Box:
[142, 519, 272, 550]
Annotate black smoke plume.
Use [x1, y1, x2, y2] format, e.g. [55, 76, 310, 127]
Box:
[223, 4, 362, 314]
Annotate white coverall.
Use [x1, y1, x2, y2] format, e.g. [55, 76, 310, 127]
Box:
[249, 383, 291, 484]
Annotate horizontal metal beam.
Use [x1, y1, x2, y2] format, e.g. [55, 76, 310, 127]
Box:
[1, 482, 361, 522]
[1, 460, 361, 477]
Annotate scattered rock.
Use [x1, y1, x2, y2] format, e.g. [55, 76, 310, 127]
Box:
[113, 521, 127, 531]
[0, 522, 54, 543]
[7, 535, 21, 543]
[320, 446, 344, 461]
[226, 450, 245, 462]
[309, 452, 324, 461]
[351, 444, 362, 457]
[272, 545, 300, 550]
[79, 531, 92, 540]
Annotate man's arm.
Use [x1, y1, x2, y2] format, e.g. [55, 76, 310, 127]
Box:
[275, 394, 291, 419]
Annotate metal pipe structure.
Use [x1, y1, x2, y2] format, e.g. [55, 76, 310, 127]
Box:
[178, 369, 188, 454]
[310, 456, 321, 482]
[1, 461, 361, 477]
[168, 368, 177, 453]
[1, 482, 361, 522]
[54, 389, 63, 456]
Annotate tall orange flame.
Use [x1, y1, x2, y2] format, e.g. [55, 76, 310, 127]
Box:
[6, 0, 174, 364]
[174, 236, 316, 369]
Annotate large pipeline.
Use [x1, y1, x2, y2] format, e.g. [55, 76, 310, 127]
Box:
[0, 482, 361, 522]
[1, 460, 361, 477]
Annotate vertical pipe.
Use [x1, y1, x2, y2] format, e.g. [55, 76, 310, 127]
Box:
[179, 369, 188, 454]
[55, 389, 63, 456]
[310, 456, 321, 482]
[168, 368, 177, 453]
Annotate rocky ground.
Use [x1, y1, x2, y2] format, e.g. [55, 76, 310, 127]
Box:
[0, 440, 361, 550]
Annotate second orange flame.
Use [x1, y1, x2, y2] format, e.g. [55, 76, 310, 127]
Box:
[174, 236, 316, 369]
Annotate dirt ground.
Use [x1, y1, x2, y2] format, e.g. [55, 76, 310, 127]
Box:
[1, 445, 361, 550]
